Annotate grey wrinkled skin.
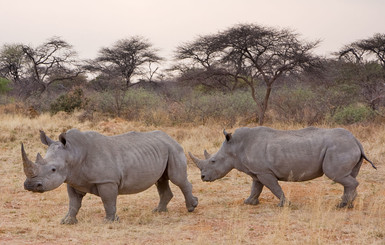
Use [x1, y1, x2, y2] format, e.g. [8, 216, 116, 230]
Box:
[22, 129, 198, 224]
[189, 127, 376, 209]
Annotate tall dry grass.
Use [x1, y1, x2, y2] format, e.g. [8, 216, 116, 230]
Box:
[0, 111, 384, 244]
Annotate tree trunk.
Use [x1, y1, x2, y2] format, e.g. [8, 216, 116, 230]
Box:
[258, 85, 272, 125]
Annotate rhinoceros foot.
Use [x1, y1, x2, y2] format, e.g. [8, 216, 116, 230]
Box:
[153, 207, 168, 212]
[277, 199, 291, 207]
[60, 215, 78, 225]
[336, 202, 354, 209]
[244, 197, 260, 205]
[104, 214, 119, 223]
[187, 196, 198, 212]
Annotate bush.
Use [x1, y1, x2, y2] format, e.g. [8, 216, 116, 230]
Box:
[0, 77, 11, 94]
[0, 78, 12, 104]
[91, 88, 163, 119]
[182, 90, 255, 125]
[272, 87, 327, 124]
[90, 88, 257, 126]
[50, 88, 88, 114]
[92, 89, 129, 117]
[220, 91, 256, 125]
[331, 104, 374, 124]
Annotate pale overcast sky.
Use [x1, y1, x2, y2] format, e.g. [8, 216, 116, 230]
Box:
[1, 0, 384, 63]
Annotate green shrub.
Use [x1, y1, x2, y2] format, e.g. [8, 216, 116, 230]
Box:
[272, 87, 327, 124]
[50, 88, 88, 114]
[93, 89, 129, 117]
[220, 90, 255, 125]
[181, 90, 255, 125]
[331, 104, 374, 124]
[91, 88, 164, 119]
[0, 77, 11, 94]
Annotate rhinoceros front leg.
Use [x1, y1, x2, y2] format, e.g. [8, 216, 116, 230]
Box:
[168, 170, 198, 212]
[244, 179, 264, 205]
[61, 184, 86, 225]
[257, 174, 286, 207]
[177, 180, 198, 212]
[97, 183, 119, 222]
[167, 154, 198, 212]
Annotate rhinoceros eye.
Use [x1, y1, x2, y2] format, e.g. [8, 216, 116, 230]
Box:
[210, 159, 215, 163]
[51, 167, 56, 172]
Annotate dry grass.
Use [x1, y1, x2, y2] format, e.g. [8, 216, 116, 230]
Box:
[0, 111, 384, 244]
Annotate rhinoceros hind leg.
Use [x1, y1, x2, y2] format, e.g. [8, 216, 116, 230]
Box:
[333, 175, 359, 209]
[323, 149, 361, 209]
[257, 174, 286, 207]
[153, 176, 174, 212]
[350, 159, 363, 178]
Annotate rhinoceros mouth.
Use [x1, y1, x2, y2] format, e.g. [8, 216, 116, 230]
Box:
[29, 189, 45, 193]
[24, 181, 45, 193]
[202, 178, 215, 182]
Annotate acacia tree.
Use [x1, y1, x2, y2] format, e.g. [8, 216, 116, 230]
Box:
[174, 34, 240, 91]
[90, 36, 163, 89]
[0, 38, 82, 98]
[175, 23, 320, 124]
[339, 33, 385, 68]
[338, 33, 385, 111]
[22, 37, 82, 94]
[0, 44, 25, 85]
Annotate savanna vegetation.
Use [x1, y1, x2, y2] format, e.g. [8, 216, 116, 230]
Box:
[0, 23, 384, 244]
[0, 24, 384, 125]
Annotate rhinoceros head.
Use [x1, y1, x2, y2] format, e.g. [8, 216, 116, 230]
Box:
[21, 130, 68, 193]
[189, 129, 235, 182]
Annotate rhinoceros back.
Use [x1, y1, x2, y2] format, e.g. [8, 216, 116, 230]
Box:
[233, 127, 362, 182]
[66, 129, 181, 194]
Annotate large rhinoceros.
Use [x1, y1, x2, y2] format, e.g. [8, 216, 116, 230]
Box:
[189, 127, 376, 208]
[21, 129, 198, 224]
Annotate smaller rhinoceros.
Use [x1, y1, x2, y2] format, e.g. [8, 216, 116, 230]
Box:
[189, 127, 376, 208]
[21, 129, 198, 224]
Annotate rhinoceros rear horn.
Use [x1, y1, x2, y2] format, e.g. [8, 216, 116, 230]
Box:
[204, 150, 211, 159]
[35, 153, 46, 164]
[21, 143, 37, 178]
[188, 152, 203, 169]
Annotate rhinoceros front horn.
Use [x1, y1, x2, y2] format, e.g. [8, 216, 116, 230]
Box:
[21, 143, 37, 178]
[188, 152, 203, 169]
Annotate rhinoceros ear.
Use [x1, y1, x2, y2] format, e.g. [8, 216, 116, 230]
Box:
[223, 129, 232, 142]
[59, 132, 67, 146]
[40, 130, 55, 146]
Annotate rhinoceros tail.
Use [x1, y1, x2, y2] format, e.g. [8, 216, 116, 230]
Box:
[362, 154, 377, 170]
[355, 138, 377, 170]
[353, 137, 377, 170]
